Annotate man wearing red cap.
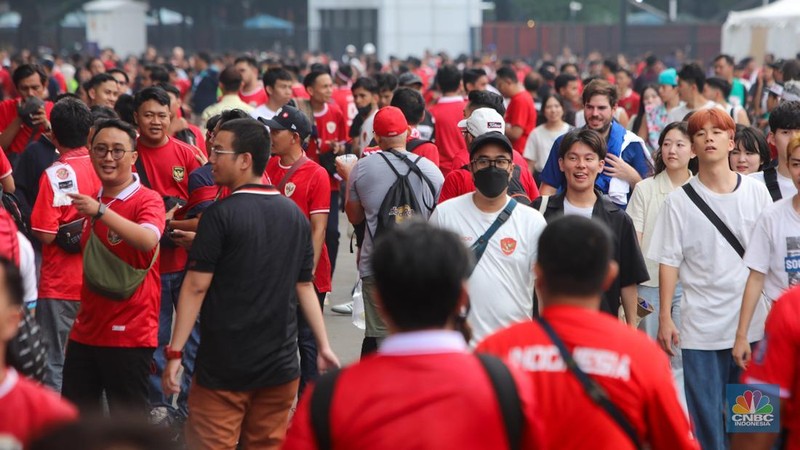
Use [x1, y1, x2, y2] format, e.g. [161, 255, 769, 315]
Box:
[337, 106, 444, 356]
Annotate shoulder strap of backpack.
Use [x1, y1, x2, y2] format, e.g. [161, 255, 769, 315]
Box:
[763, 166, 781, 202]
[134, 153, 152, 189]
[387, 149, 437, 212]
[476, 354, 523, 450]
[310, 369, 342, 450]
[538, 195, 550, 215]
[682, 183, 745, 258]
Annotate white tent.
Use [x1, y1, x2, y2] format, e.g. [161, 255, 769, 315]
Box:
[722, 0, 800, 62]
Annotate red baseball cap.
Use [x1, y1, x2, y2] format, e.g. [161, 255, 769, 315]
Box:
[373, 106, 409, 137]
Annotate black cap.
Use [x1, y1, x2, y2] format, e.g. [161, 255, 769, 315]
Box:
[257, 105, 311, 140]
[397, 72, 423, 87]
[469, 131, 513, 156]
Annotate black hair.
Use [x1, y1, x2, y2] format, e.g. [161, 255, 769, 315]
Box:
[462, 68, 487, 87]
[50, 97, 92, 148]
[539, 93, 567, 123]
[157, 83, 181, 98]
[631, 84, 658, 135]
[678, 63, 705, 91]
[133, 86, 170, 111]
[84, 73, 117, 91]
[29, 416, 180, 450]
[371, 221, 472, 331]
[705, 77, 732, 99]
[603, 59, 619, 73]
[0, 257, 23, 307]
[303, 70, 329, 89]
[309, 63, 331, 75]
[55, 93, 79, 102]
[615, 68, 634, 80]
[234, 55, 258, 68]
[769, 100, 800, 131]
[783, 60, 800, 82]
[195, 51, 212, 65]
[144, 64, 169, 84]
[262, 68, 292, 88]
[653, 121, 695, 175]
[558, 128, 607, 160]
[114, 94, 136, 125]
[523, 72, 541, 92]
[89, 105, 119, 123]
[374, 73, 398, 93]
[554, 73, 577, 92]
[12, 63, 47, 87]
[495, 66, 518, 83]
[537, 216, 613, 297]
[352, 76, 379, 94]
[560, 62, 578, 73]
[467, 90, 506, 116]
[390, 88, 425, 125]
[91, 118, 137, 148]
[336, 65, 353, 79]
[217, 108, 251, 125]
[714, 54, 735, 67]
[435, 64, 462, 94]
[219, 65, 243, 93]
[734, 125, 771, 169]
[106, 67, 129, 84]
[218, 118, 270, 175]
[205, 114, 221, 137]
[85, 57, 103, 72]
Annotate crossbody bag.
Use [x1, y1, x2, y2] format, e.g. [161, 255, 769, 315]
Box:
[681, 183, 745, 258]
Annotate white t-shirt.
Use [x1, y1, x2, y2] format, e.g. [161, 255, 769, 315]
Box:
[358, 110, 378, 156]
[18, 232, 36, 304]
[743, 197, 800, 301]
[430, 194, 547, 345]
[563, 198, 593, 219]
[523, 123, 571, 172]
[666, 100, 721, 124]
[648, 175, 771, 350]
[749, 170, 798, 200]
[250, 104, 278, 121]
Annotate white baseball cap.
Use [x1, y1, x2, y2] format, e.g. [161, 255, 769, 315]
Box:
[457, 108, 506, 137]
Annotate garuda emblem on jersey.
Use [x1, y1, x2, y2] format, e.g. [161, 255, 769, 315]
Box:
[172, 166, 185, 182]
[500, 237, 517, 256]
[326, 121, 337, 134]
[284, 182, 296, 197]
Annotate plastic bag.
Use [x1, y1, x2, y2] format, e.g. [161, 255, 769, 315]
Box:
[352, 279, 365, 330]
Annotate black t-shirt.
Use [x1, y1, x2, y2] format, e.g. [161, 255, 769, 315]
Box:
[14, 136, 58, 212]
[188, 184, 314, 391]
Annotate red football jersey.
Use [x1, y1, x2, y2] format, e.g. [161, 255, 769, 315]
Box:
[31, 149, 102, 301]
[429, 96, 468, 176]
[307, 103, 348, 192]
[239, 85, 268, 108]
[135, 136, 202, 273]
[266, 156, 332, 293]
[70, 178, 165, 348]
[0, 146, 11, 179]
[332, 86, 356, 130]
[505, 91, 538, 156]
[477, 306, 698, 450]
[619, 91, 641, 121]
[0, 99, 54, 153]
[743, 287, 800, 450]
[438, 151, 539, 204]
[0, 368, 78, 448]
[292, 83, 310, 100]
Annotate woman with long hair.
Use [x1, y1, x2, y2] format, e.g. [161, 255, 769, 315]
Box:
[523, 93, 571, 179]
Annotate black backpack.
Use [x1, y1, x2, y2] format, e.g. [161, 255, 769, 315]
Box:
[371, 149, 436, 239]
[2, 192, 32, 241]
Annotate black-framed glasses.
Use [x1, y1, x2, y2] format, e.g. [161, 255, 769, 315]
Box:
[91, 146, 134, 161]
[470, 157, 512, 170]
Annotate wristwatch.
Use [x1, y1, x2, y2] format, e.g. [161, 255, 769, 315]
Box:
[94, 202, 107, 219]
[164, 346, 183, 360]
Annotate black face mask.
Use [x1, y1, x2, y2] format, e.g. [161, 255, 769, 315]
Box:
[473, 166, 510, 198]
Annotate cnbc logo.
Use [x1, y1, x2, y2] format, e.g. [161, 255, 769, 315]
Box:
[726, 385, 780, 433]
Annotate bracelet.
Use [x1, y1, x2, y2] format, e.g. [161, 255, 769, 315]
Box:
[164, 346, 183, 360]
[94, 202, 107, 219]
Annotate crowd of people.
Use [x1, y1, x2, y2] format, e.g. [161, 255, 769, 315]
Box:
[0, 42, 798, 450]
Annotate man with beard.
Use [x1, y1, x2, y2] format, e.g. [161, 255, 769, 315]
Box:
[539, 79, 651, 209]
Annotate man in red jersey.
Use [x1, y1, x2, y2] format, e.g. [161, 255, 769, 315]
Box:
[161, 83, 206, 155]
[0, 258, 77, 448]
[478, 216, 698, 450]
[236, 56, 268, 109]
[429, 65, 468, 176]
[283, 222, 544, 449]
[31, 98, 101, 393]
[304, 70, 347, 276]
[496, 66, 537, 156]
[331, 65, 356, 129]
[61, 119, 165, 415]
[733, 286, 800, 450]
[264, 105, 331, 396]
[132, 86, 202, 424]
[0, 64, 54, 163]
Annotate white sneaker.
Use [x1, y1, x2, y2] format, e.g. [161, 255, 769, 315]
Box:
[331, 301, 354, 314]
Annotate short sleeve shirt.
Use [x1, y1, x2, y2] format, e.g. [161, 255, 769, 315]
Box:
[505, 91, 538, 155]
[306, 103, 348, 192]
[0, 99, 54, 153]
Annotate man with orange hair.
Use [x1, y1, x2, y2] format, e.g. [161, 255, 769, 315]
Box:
[648, 108, 771, 450]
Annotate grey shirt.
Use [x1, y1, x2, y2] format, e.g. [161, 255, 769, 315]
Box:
[349, 149, 444, 278]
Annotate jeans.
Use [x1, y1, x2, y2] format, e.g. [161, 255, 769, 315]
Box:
[637, 284, 686, 410]
[149, 270, 200, 422]
[297, 290, 326, 398]
[36, 298, 80, 392]
[682, 348, 746, 450]
[326, 191, 340, 276]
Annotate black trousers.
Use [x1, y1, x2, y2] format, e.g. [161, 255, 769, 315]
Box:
[61, 340, 154, 416]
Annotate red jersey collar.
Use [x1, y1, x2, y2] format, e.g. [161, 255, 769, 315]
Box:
[0, 367, 19, 399]
[59, 147, 90, 161]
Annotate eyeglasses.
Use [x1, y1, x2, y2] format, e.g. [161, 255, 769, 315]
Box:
[91, 146, 133, 160]
[210, 148, 238, 157]
[470, 157, 512, 170]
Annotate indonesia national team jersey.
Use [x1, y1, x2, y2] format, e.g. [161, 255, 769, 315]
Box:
[307, 103, 347, 192]
[0, 368, 78, 448]
[0, 99, 54, 153]
[743, 287, 800, 450]
[239, 85, 268, 108]
[332, 86, 356, 129]
[505, 91, 537, 155]
[31, 148, 102, 301]
[477, 306, 699, 450]
[266, 156, 332, 293]
[70, 175, 165, 348]
[429, 96, 468, 176]
[135, 136, 202, 273]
